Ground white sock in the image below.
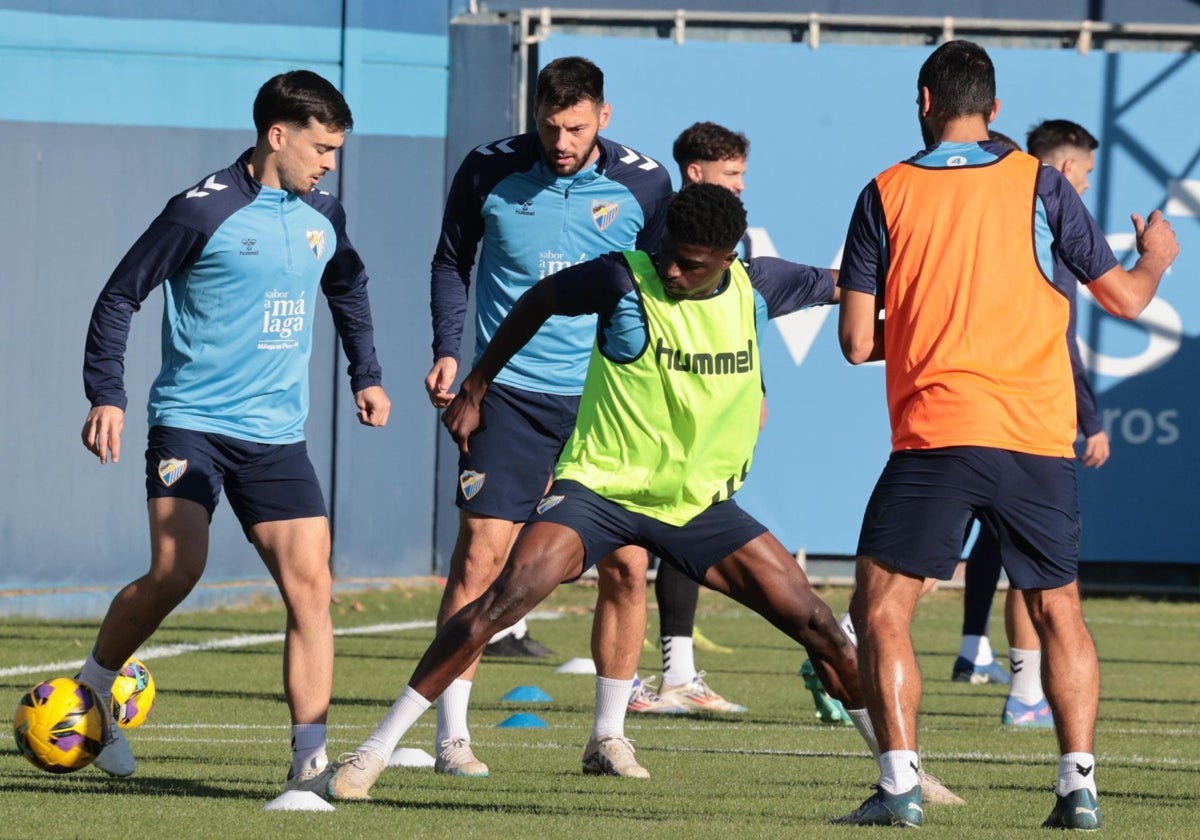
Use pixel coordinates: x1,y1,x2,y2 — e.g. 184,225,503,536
77,654,120,713
360,685,432,762
958,634,994,665
879,749,921,795
488,618,527,644
290,723,327,776
847,707,881,760
1008,648,1045,705
661,636,696,687
435,679,473,746
1057,752,1097,797
839,612,858,647
592,677,633,739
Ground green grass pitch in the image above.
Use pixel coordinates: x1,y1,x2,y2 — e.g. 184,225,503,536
1,582,1197,838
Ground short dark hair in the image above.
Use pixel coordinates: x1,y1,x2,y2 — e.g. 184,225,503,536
987,129,1021,152
534,56,604,112
917,40,995,122
1026,119,1099,160
672,122,750,167
667,183,747,250
253,70,353,137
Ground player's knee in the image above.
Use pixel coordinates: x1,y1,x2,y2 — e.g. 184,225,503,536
478,579,537,632
149,561,203,600
596,559,646,598
847,591,902,639
798,599,843,647
1026,585,1082,624
454,546,509,590
281,569,333,615
847,590,870,631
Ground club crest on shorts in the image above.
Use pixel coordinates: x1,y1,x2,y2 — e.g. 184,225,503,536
306,228,327,260
459,470,485,500
157,458,188,487
536,494,564,515
591,199,619,231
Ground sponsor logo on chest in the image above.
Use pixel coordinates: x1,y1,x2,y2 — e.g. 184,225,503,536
655,337,755,376
259,289,307,350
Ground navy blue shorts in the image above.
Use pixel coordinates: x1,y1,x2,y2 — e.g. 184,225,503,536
145,425,327,536
529,479,768,581
455,382,581,521
856,446,1080,589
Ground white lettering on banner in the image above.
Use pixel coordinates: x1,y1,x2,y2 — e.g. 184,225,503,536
756,227,842,367
1101,408,1180,446
1165,179,1200,218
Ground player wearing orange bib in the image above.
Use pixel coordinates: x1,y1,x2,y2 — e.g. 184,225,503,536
834,40,1178,829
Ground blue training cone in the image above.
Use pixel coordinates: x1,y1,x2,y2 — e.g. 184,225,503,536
497,712,549,728
501,685,553,703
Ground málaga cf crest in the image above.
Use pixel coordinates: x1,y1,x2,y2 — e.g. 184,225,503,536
535,494,564,515
306,229,327,260
591,200,619,231
157,458,188,487
459,470,485,500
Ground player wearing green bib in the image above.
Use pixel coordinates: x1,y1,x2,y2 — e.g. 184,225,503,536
327,184,899,800
557,249,760,524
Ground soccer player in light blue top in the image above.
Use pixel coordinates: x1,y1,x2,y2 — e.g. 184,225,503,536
78,70,391,794
421,56,674,778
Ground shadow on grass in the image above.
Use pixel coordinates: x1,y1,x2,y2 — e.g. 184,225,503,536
0,620,99,633
0,772,264,801
337,792,675,819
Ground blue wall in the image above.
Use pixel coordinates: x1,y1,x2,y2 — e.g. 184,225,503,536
0,1,452,616
4,2,1197,617
533,33,1200,566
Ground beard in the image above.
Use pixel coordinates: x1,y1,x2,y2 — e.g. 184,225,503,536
919,115,935,148
278,166,318,196
542,138,599,177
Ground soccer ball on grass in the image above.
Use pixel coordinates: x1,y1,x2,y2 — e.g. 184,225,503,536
13,677,109,773
111,657,156,729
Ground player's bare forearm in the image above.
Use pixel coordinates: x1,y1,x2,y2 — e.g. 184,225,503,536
838,288,885,364
1089,210,1179,319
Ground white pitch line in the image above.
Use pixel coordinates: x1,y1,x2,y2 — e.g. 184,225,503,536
0,611,563,679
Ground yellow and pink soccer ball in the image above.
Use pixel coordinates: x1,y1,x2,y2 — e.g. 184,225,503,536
12,676,109,773
111,658,156,729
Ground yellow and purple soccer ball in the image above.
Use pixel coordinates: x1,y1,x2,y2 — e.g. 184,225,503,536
13,677,109,773
111,658,156,729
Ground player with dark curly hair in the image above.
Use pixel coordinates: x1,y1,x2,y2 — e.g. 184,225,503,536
624,121,758,719
673,121,750,197
661,179,747,246
326,183,888,800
